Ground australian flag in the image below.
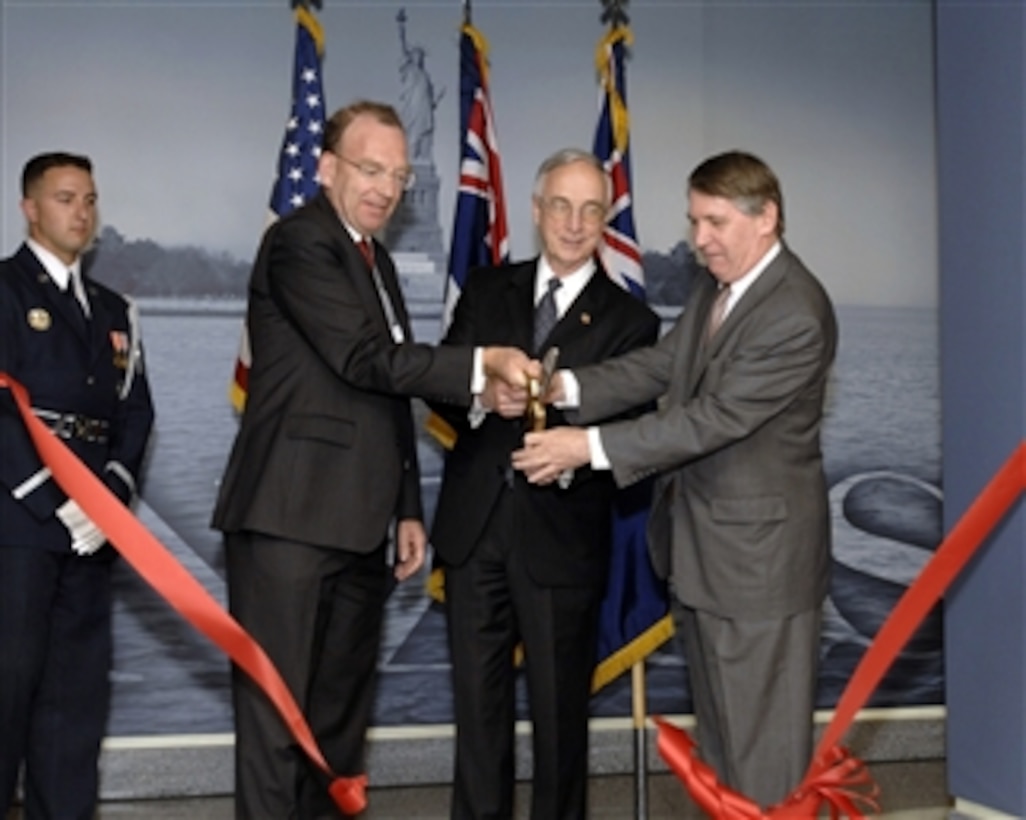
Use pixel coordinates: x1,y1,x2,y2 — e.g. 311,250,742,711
591,22,673,692
592,25,645,300
441,21,510,331
231,5,326,412
425,19,510,455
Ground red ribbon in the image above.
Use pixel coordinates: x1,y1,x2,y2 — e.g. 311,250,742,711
656,441,1026,817
0,374,367,816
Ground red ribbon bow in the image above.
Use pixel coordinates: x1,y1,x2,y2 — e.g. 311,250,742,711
657,441,1026,817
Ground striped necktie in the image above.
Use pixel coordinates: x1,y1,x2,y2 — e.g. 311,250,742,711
533,278,562,353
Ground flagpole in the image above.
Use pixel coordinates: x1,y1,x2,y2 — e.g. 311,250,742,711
595,1,648,817
631,660,649,819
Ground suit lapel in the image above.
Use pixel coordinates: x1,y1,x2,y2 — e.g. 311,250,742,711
685,248,794,395
546,265,611,356
375,251,413,338
83,278,113,363
684,277,718,396
505,261,536,353
711,247,791,348
17,246,91,344
310,192,401,339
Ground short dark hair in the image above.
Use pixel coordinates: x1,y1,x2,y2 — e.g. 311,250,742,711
322,100,405,155
689,150,785,236
21,152,93,198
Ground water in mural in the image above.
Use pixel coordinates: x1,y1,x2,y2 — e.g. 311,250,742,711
105,301,941,736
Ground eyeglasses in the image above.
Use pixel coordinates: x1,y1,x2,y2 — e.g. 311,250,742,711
335,155,416,191
539,196,607,227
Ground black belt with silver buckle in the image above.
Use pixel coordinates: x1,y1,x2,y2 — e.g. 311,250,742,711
33,409,110,444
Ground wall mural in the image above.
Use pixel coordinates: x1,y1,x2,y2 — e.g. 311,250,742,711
0,0,939,742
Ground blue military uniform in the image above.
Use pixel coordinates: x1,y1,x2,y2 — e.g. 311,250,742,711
0,241,154,818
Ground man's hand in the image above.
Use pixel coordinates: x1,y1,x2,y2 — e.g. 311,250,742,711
55,499,106,555
512,427,590,485
482,346,540,389
480,379,529,418
394,519,427,582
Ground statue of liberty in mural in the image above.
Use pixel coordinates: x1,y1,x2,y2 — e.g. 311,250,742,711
396,8,444,162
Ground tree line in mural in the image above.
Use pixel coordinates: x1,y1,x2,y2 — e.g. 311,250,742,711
87,224,699,306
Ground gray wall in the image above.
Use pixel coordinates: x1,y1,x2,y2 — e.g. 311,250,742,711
939,1,1026,815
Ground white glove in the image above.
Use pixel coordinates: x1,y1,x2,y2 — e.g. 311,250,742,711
55,499,106,555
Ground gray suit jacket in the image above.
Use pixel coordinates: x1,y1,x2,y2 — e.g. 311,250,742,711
573,246,837,618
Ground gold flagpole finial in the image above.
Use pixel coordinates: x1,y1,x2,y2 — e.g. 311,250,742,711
290,0,322,10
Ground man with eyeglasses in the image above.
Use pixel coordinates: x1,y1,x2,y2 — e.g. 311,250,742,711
211,99,537,819
429,148,659,820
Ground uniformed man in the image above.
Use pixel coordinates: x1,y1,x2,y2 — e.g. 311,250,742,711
0,152,155,818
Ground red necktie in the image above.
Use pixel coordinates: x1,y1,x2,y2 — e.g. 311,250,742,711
358,238,374,269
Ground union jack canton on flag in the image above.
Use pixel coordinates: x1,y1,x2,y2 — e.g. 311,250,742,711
593,25,644,300
441,21,510,331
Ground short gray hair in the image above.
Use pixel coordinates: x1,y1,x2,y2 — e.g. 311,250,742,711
532,148,609,203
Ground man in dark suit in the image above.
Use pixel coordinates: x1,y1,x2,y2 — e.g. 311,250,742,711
431,149,660,820
0,152,155,818
514,151,838,808
211,100,534,819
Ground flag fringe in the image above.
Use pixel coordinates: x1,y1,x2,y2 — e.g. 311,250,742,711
595,25,633,154
591,614,674,693
296,5,325,56
426,566,446,603
425,411,457,451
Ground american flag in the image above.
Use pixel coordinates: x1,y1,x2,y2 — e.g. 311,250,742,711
590,21,673,693
441,20,510,331
230,5,326,412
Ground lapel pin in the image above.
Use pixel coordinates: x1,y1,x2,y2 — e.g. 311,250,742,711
28,308,51,331
580,312,592,325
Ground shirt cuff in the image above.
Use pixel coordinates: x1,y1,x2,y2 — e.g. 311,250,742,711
556,369,580,409
587,426,611,470
468,394,488,429
471,347,486,395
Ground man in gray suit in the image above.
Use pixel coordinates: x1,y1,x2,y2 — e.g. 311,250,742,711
513,151,837,808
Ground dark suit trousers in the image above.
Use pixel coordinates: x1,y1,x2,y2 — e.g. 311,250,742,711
672,599,821,808
0,547,113,820
445,490,602,820
225,532,389,820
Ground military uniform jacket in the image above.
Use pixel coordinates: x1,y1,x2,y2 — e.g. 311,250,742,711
0,243,155,554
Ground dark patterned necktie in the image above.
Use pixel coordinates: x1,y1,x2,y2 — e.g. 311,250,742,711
64,273,89,333
533,278,562,353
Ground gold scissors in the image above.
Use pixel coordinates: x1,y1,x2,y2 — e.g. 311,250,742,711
527,347,559,432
